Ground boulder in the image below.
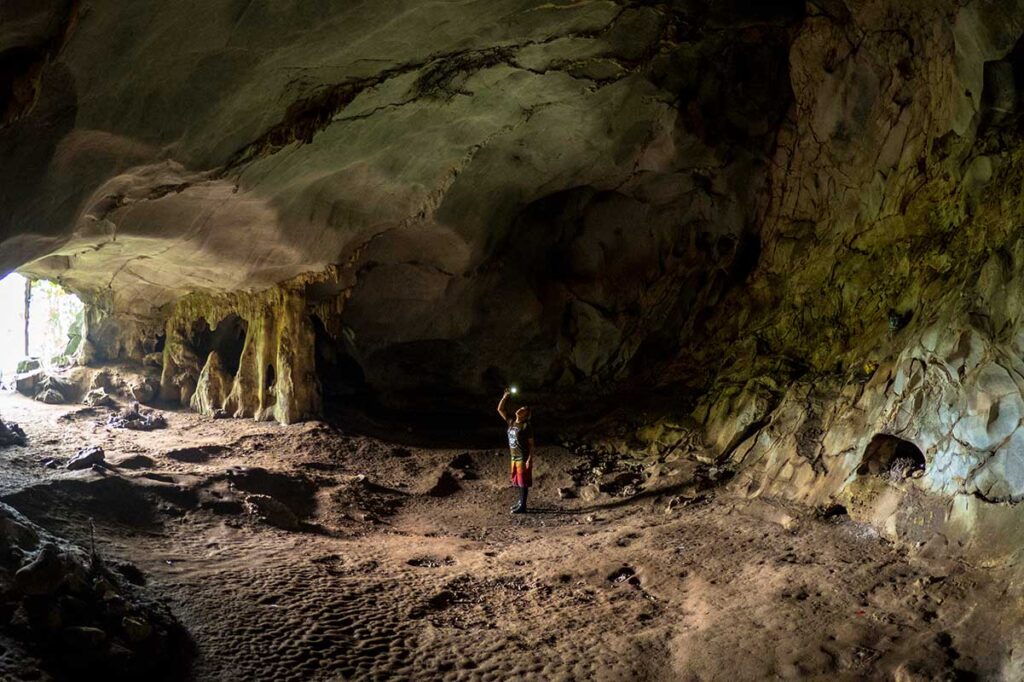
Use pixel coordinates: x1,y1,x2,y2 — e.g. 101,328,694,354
89,369,114,391
16,359,41,373
15,369,43,396
83,388,115,407
0,420,27,447
128,378,157,404
67,446,105,471
35,388,65,404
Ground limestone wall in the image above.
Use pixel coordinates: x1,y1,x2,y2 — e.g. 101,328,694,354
721,273,1024,566
160,287,320,425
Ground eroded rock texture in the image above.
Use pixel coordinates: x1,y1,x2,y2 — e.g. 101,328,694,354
0,0,798,414
7,1,1024,559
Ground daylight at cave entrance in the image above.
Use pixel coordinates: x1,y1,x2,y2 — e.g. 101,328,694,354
3,1,1024,680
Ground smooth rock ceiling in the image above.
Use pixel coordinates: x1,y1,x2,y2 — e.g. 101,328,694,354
5,0,1024,422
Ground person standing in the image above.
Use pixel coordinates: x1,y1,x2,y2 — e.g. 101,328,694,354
497,389,533,514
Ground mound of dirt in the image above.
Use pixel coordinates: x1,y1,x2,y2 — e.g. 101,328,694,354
164,445,227,463
115,455,156,470
325,475,407,526
428,470,461,498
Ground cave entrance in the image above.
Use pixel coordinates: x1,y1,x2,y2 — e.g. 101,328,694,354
189,314,248,377
311,315,365,402
0,273,84,384
857,434,925,482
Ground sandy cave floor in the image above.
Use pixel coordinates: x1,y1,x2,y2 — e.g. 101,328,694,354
0,392,1020,681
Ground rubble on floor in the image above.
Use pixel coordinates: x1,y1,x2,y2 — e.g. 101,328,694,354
0,501,193,680
107,402,167,431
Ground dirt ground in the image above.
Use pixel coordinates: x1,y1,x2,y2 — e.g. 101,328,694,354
0,391,1020,681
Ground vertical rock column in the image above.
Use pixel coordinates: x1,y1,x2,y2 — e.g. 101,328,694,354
160,288,321,424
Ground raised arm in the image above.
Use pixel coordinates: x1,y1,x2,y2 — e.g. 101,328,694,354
497,389,511,422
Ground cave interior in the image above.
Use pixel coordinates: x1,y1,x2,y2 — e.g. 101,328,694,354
1,0,1024,679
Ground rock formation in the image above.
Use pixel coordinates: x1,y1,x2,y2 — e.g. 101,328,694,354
7,0,1024,563
0,500,193,678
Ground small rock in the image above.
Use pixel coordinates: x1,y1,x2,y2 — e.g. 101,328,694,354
558,487,578,499
43,604,63,632
107,641,135,666
0,512,40,549
122,616,152,642
579,484,601,502
242,494,299,530
67,446,105,471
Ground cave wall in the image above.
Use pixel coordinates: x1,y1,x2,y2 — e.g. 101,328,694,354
160,287,320,424
656,0,1024,565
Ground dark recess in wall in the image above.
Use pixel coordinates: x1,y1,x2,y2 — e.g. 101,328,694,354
189,314,248,376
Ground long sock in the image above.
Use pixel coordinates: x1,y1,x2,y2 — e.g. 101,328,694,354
520,487,528,511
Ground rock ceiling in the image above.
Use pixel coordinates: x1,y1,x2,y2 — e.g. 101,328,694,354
6,0,1024,418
